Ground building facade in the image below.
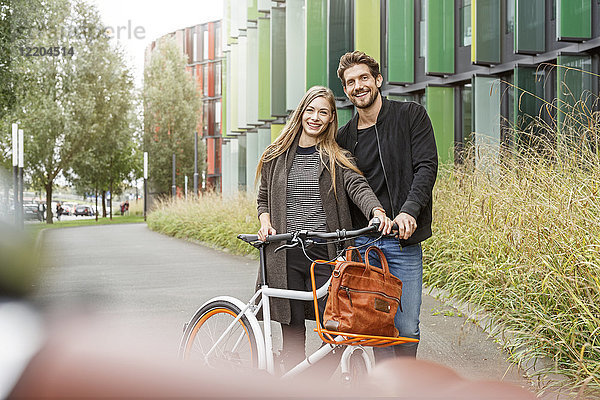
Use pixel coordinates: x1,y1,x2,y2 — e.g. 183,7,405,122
145,20,224,192
220,0,599,195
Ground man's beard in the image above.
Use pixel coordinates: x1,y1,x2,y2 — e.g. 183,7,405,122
351,88,379,109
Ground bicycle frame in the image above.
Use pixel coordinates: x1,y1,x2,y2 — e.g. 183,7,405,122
186,223,396,377
198,275,346,376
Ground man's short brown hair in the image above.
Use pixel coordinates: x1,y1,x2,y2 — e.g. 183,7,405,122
337,51,381,87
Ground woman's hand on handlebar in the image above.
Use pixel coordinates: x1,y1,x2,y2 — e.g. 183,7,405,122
370,208,394,235
258,213,277,241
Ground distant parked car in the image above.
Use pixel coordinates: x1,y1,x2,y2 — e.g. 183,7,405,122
23,204,43,222
61,202,78,216
74,205,94,217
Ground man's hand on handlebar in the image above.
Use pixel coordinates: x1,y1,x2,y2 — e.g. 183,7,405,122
393,212,417,240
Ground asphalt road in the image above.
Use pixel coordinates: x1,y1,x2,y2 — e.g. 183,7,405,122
34,223,535,392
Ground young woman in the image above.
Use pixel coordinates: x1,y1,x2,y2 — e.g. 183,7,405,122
256,86,392,370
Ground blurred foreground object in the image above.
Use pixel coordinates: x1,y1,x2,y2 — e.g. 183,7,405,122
368,358,535,399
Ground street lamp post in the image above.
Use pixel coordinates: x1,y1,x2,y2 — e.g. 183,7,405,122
172,153,176,199
143,152,148,222
18,128,24,229
11,123,18,227
193,131,199,197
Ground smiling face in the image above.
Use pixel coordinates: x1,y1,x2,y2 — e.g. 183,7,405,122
301,96,333,140
342,63,383,109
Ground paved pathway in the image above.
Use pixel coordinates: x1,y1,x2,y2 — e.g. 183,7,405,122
34,223,535,392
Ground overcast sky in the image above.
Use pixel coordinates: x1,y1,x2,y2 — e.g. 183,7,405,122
90,0,224,88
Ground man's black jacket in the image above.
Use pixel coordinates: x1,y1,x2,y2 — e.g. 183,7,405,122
337,98,438,246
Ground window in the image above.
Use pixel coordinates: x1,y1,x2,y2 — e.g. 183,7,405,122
461,84,473,145
202,102,209,135
506,0,514,34
215,100,221,135
419,0,427,58
215,62,221,96
461,0,472,46
203,30,209,60
215,23,222,57
557,55,596,135
193,28,198,62
203,64,208,97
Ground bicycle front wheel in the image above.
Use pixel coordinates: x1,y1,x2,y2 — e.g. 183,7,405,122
180,300,258,370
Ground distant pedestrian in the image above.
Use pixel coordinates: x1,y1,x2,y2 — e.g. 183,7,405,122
120,201,129,216
56,203,63,221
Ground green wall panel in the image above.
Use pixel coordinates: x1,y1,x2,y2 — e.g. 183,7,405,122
355,0,381,63
229,44,240,133
286,0,306,111
247,0,258,21
246,131,258,192
515,0,545,54
472,0,501,65
258,17,274,121
222,54,227,137
557,0,592,40
388,0,414,83
387,94,416,102
337,107,353,128
557,55,595,135
427,0,454,74
473,76,501,169
271,123,284,143
258,0,270,12
258,128,271,155
236,38,248,130
329,0,353,96
247,27,259,126
426,86,455,164
221,141,230,193
237,137,246,191
513,66,545,133
271,7,286,117
306,0,328,89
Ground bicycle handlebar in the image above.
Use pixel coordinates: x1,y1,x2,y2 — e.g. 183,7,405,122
237,219,385,245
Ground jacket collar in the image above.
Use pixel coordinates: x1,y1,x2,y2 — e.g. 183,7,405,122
347,95,390,145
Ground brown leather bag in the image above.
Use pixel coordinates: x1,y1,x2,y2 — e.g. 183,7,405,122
322,246,402,337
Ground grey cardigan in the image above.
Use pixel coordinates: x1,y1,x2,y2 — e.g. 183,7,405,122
256,135,382,324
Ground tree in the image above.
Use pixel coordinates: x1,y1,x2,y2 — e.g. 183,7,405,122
65,28,140,219
143,38,202,196
7,0,137,223
0,0,43,170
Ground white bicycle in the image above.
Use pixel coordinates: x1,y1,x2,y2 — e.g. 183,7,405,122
178,222,418,383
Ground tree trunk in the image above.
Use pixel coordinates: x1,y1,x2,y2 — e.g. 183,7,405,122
102,190,107,217
95,186,98,221
45,182,53,224
109,180,113,220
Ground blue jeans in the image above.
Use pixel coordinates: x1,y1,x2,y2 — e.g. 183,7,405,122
354,236,423,360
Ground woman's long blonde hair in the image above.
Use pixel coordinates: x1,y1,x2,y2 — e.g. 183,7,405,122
255,86,361,196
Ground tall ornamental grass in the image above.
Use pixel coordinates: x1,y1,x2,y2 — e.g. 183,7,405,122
426,85,600,394
147,193,260,257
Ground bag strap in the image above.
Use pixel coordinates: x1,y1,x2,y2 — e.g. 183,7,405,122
364,246,391,277
344,246,363,263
